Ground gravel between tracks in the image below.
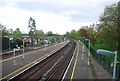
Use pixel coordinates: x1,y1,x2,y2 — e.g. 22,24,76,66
8,40,76,81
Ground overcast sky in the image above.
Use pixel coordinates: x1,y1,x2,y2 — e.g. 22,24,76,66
0,0,119,35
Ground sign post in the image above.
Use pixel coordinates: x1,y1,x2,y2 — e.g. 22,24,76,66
13,49,16,65
23,38,25,59
13,46,20,65
44,39,48,50
97,49,117,79
82,45,85,60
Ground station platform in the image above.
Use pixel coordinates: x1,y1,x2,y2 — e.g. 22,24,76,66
62,41,112,80
1,43,56,55
1,41,68,80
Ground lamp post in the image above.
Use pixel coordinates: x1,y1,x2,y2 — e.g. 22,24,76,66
85,39,90,66
23,38,26,59
97,50,117,79
82,45,85,60
13,45,20,65
13,49,16,65
44,39,48,50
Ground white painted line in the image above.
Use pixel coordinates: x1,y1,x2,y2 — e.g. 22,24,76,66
61,41,77,81
8,48,58,80
8,42,69,80
1,41,64,56
1,42,67,63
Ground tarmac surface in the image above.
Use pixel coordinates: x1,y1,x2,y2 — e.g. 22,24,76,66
62,41,112,80
1,40,113,80
1,41,68,80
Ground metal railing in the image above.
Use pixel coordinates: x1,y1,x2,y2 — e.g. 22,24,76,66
81,40,120,79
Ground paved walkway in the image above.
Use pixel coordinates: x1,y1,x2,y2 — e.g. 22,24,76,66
1,41,69,80
63,41,112,80
1,43,56,55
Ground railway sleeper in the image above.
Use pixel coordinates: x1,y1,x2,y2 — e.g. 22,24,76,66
8,41,70,81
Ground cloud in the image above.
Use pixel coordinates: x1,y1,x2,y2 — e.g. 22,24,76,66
0,0,119,34
0,6,73,34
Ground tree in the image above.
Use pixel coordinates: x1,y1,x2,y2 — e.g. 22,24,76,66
79,26,88,40
13,28,22,44
79,29,88,39
37,30,45,37
65,32,70,38
46,31,53,36
65,30,80,40
87,25,98,46
0,24,9,37
28,17,37,45
13,28,21,38
28,17,37,36
99,2,120,49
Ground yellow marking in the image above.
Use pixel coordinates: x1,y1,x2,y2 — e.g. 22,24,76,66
61,45,64,48
0,41,63,55
0,49,40,62
0,49,56,80
80,41,92,56
0,42,63,63
70,43,79,81
0,51,14,55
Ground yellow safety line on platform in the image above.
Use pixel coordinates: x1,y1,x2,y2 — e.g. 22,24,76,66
70,42,79,81
0,49,40,62
0,41,64,55
80,41,91,56
0,42,64,55
0,50,13,55
0,42,64,63
0,49,56,80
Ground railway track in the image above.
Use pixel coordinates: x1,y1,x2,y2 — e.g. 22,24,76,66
8,40,76,81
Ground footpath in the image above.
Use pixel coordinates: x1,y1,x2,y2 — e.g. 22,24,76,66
63,41,112,80
1,43,57,55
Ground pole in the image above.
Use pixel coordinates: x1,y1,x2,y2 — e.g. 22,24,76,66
82,45,84,60
88,40,90,66
9,38,10,50
85,39,90,66
23,39,25,59
44,40,46,50
13,49,16,65
113,51,117,79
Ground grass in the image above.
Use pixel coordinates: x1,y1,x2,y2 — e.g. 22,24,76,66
81,41,120,68
91,43,120,62
80,41,92,56
83,42,120,74
93,44,114,51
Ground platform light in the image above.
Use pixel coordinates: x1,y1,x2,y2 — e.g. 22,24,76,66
82,45,85,60
13,46,20,65
23,38,26,59
97,49,117,79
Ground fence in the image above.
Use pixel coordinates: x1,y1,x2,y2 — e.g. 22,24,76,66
81,40,120,79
